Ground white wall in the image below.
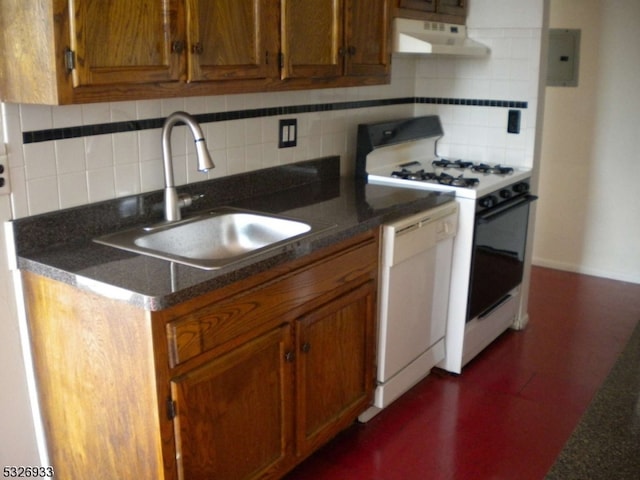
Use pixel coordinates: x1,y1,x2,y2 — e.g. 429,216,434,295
0,110,41,466
533,0,640,283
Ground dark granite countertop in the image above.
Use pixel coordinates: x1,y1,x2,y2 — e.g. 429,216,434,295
11,156,454,311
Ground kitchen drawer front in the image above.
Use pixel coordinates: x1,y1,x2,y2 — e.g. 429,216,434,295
166,236,378,367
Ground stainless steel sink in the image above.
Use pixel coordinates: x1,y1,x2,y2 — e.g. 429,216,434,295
94,208,332,270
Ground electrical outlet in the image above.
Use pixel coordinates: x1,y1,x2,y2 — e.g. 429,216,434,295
507,109,521,134
0,155,10,196
278,119,297,148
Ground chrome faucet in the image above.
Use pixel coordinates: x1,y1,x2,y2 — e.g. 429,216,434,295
162,111,215,222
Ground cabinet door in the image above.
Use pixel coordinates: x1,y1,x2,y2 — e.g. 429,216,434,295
69,0,183,87
186,0,279,82
170,325,294,480
281,0,343,79
345,0,390,77
398,0,436,12
296,282,376,456
438,0,467,17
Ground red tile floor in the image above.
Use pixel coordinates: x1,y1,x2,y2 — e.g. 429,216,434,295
284,266,640,479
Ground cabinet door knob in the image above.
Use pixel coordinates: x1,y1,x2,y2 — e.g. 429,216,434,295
347,46,357,56
301,342,311,353
172,41,185,54
192,42,204,55
284,351,295,362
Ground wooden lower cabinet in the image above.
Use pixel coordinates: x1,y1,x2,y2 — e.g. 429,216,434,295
296,282,375,457
23,230,378,480
171,325,294,480
22,272,166,480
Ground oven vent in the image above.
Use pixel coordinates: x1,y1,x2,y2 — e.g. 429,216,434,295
393,19,490,57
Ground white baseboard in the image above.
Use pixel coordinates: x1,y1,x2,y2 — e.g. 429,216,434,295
532,258,640,285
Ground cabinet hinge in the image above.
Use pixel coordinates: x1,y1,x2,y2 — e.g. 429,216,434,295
64,48,75,72
167,397,177,420
278,52,284,69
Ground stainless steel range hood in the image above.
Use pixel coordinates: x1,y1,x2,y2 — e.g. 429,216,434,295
393,18,489,57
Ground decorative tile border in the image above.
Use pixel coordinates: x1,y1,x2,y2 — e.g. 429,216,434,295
22,97,527,144
416,98,527,108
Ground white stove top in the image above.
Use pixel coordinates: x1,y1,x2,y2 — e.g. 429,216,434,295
368,163,532,199
364,139,532,199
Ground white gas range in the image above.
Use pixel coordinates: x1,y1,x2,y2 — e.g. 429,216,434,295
356,116,535,374
362,136,532,199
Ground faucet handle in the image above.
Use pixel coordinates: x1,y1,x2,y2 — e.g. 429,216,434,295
177,193,205,209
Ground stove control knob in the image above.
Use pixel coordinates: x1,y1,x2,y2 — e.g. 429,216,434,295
513,182,530,194
479,195,498,208
499,189,513,199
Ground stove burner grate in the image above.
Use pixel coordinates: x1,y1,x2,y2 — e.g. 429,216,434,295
432,159,474,169
390,168,479,188
438,172,480,188
391,169,438,181
471,163,514,175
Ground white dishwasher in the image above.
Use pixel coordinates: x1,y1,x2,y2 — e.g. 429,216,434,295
360,201,458,422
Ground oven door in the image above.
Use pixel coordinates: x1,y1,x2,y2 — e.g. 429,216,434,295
467,194,537,321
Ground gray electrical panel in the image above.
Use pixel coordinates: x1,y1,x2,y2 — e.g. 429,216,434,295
547,29,581,87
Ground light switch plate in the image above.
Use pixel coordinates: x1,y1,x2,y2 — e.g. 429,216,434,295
278,119,297,148
0,155,10,196
507,110,521,134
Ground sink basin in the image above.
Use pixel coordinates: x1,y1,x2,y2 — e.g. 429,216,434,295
94,208,332,270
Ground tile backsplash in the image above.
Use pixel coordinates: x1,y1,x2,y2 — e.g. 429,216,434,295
2,26,542,219
415,26,542,167
6,81,415,218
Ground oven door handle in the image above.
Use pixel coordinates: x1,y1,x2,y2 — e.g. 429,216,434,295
477,194,538,224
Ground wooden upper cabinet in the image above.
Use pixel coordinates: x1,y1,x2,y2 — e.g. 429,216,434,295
185,0,279,82
437,0,467,17
395,0,467,23
0,0,391,104
345,0,391,77
281,0,343,79
69,0,183,87
398,0,436,13
281,0,390,80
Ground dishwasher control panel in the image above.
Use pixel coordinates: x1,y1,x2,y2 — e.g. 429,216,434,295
382,201,458,268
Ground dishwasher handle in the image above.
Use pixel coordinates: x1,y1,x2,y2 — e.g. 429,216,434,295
394,213,451,238
393,206,456,238
384,211,457,267
394,221,422,237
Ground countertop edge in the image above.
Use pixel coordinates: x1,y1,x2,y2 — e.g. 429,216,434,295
17,212,395,311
